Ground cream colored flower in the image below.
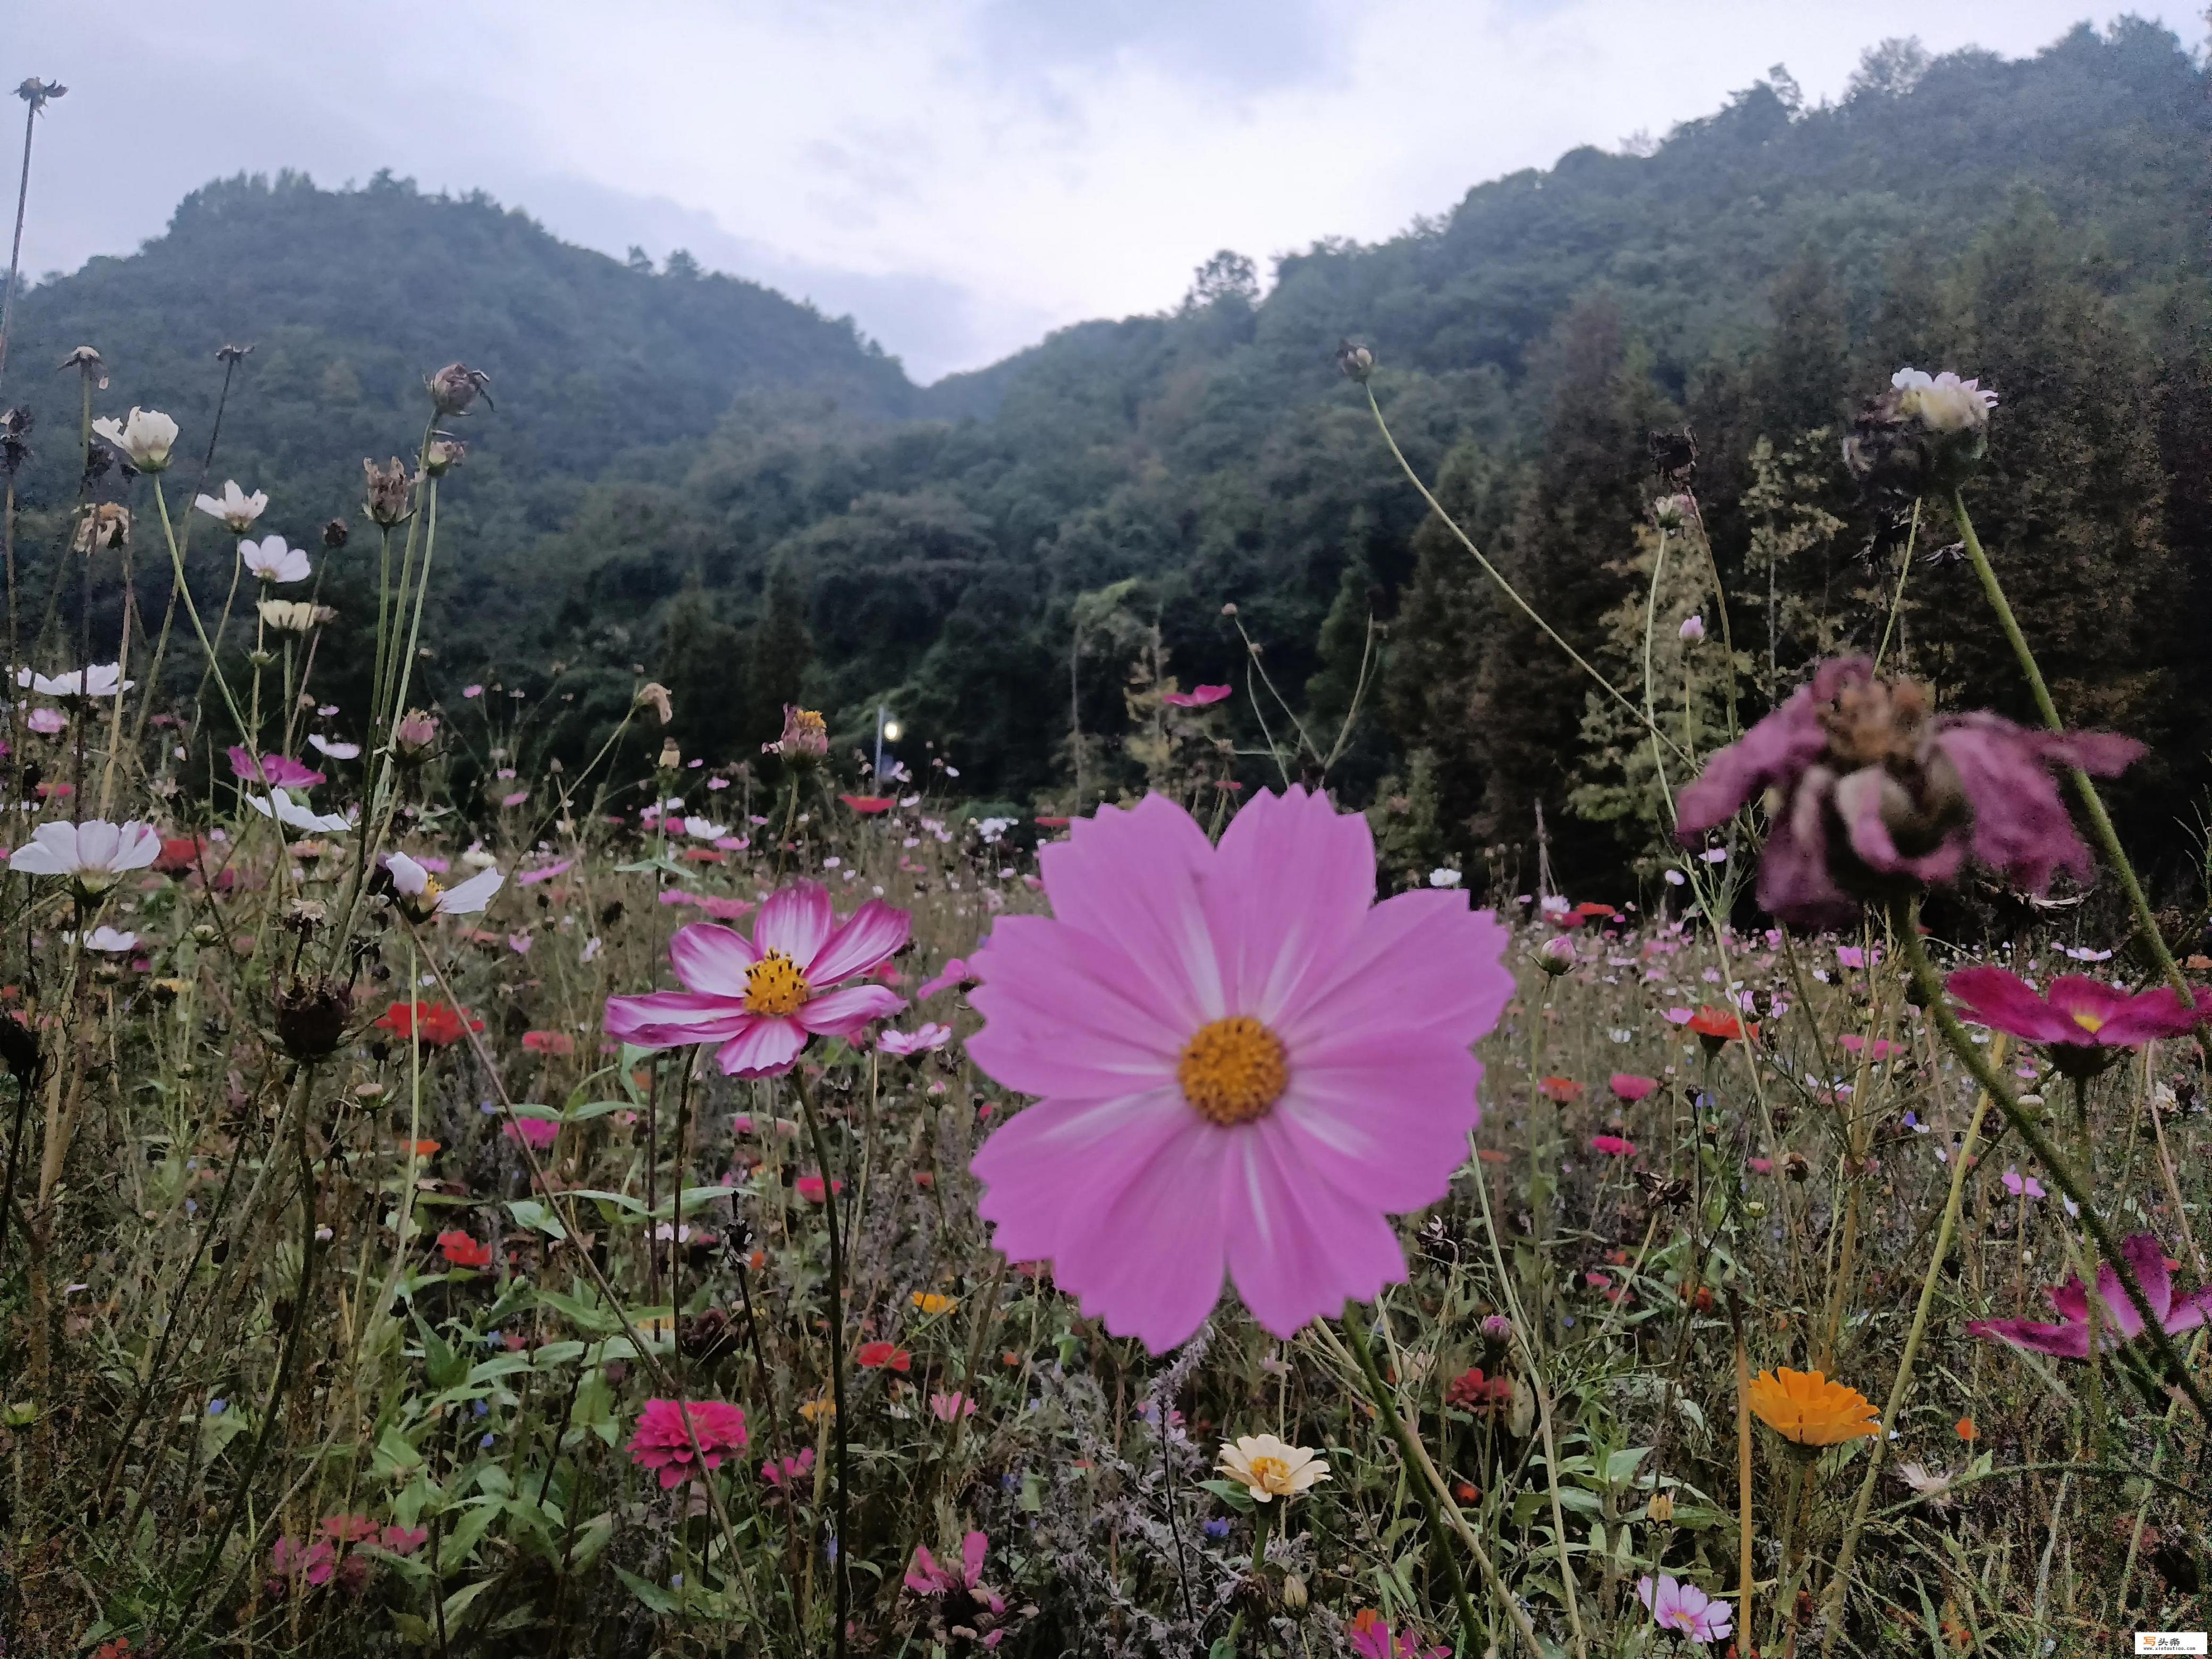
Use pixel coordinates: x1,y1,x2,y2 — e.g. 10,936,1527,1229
1216,1434,1329,1504
91,407,178,471
194,479,267,533
1891,367,1997,434
258,599,318,635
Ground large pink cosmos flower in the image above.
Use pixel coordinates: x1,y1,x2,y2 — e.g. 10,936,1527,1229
1676,656,2139,928
965,787,1511,1352
604,881,909,1077
626,1397,748,1488
1968,1232,2212,1359
1947,966,2209,1079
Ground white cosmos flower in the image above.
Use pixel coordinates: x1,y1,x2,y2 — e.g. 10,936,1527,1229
307,734,360,760
9,819,162,893
91,407,179,471
15,663,133,698
243,789,353,835
66,926,140,953
195,480,267,533
1891,366,1997,434
238,536,310,584
681,816,728,839
257,599,318,634
386,850,503,920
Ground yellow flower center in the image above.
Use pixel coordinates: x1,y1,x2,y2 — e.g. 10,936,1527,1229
2071,1010,2105,1034
1246,1454,1293,1493
1178,1016,1289,1126
745,950,813,1017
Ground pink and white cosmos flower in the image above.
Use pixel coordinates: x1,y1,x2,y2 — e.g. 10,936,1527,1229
604,881,909,1077
964,787,1511,1352
1637,1574,1732,1645
9,818,162,894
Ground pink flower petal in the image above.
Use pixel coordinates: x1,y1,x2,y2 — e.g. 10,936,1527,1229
1203,785,1374,1020
753,881,835,965
669,922,760,997
605,991,752,1049
805,898,912,986
796,984,906,1037
1034,795,1221,1030
1224,1120,1410,1337
713,1017,808,1078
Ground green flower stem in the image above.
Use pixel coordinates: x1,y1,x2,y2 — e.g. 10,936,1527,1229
1948,489,2190,1002
795,1072,852,1659
1365,383,1692,765
150,478,251,745
1816,1034,2000,1654
1893,898,2211,1422
1339,1304,1488,1659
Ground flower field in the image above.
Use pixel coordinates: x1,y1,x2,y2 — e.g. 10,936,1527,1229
2,334,2209,1659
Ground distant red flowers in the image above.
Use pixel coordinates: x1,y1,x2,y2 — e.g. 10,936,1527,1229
839,794,895,814
794,1173,844,1204
522,1029,576,1057
436,1231,492,1268
153,835,208,875
376,1001,482,1047
1588,1134,1638,1158
626,1398,748,1488
1445,1366,1512,1412
856,1341,911,1371
1688,1007,1756,1048
1536,1076,1583,1104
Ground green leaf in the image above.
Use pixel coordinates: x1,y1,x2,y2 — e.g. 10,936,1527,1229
617,1565,682,1614
441,1577,494,1629
506,1199,569,1241
374,1426,425,1478
438,1498,502,1573
1196,1478,1256,1513
1603,1446,1652,1486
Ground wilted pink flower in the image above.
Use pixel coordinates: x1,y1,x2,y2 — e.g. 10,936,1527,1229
1948,966,2208,1079
965,787,1511,1351
1638,1574,1731,1644
1969,1233,2210,1360
879,1022,954,1057
1162,684,1232,708
626,1397,748,1488
1676,657,2140,928
604,882,909,1077
905,1530,1006,1614
916,958,973,1001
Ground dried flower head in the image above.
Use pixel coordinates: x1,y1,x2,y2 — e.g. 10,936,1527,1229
72,503,130,555
393,709,440,763
56,345,107,389
634,681,674,725
425,363,492,416
764,705,829,763
0,406,28,475
320,518,349,549
1336,339,1375,382
275,976,354,1062
362,458,414,527
421,435,466,476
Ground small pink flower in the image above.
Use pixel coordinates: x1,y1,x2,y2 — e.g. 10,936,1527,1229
379,1523,428,1556
905,1530,1006,1615
1663,1007,1693,1025
1637,1573,1732,1645
1588,1134,1637,1157
1608,1073,1657,1101
626,1397,747,1489
462,684,483,698
502,1116,559,1151
760,1447,815,1490
878,1022,953,1057
1162,684,1232,708
501,789,529,807
1948,966,2208,1078
605,881,910,1079
25,708,64,735
2001,1167,2046,1200
929,1390,977,1422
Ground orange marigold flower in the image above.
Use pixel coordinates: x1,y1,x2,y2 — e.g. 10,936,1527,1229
1954,1417,1977,1442
1747,1368,1880,1447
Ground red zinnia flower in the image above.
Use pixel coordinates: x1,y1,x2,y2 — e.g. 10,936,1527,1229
839,794,895,815
1537,1076,1583,1103
1609,1073,1657,1101
1589,1134,1637,1157
794,1173,844,1204
154,835,208,875
856,1341,910,1371
376,1001,482,1047
1445,1366,1513,1411
436,1231,492,1268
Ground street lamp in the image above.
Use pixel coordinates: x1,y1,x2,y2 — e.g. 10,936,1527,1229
873,706,902,780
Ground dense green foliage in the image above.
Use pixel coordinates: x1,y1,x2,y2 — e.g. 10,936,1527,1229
6,21,2209,889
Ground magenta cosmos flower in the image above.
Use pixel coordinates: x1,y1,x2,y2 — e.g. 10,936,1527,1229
1638,1575,1731,1645
626,1397,748,1488
604,881,909,1076
1676,656,2139,928
1948,966,2208,1079
1969,1232,2212,1359
965,787,1512,1352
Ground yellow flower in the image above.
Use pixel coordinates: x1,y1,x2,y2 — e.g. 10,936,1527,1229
1216,1434,1330,1504
911,1292,958,1316
798,1393,837,1425
1747,1368,1879,1447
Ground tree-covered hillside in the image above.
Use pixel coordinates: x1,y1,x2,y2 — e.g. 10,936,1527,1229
5,20,2208,894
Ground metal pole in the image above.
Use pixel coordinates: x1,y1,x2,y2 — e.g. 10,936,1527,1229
872,703,885,781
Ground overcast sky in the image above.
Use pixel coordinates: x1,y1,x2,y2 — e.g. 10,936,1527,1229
7,3,2202,382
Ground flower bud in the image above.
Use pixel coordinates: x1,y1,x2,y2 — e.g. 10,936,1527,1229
764,705,829,764
321,518,349,549
1335,339,1375,382
1280,1573,1308,1614
421,435,466,476
1479,1313,1513,1342
393,709,440,763
1646,1490,1675,1523
426,361,492,416
275,976,353,1062
1536,935,1576,976
1678,613,1705,643
634,681,674,725
1651,493,1689,532
657,738,682,771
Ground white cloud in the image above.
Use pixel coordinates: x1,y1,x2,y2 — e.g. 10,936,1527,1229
7,2,2201,381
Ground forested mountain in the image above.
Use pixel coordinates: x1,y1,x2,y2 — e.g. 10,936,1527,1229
5,19,2208,894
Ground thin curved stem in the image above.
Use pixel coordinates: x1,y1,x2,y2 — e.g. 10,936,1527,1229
795,1073,851,1659
1365,384,1692,765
